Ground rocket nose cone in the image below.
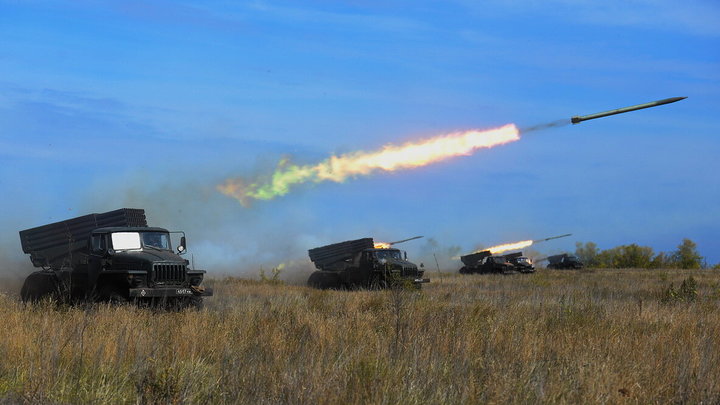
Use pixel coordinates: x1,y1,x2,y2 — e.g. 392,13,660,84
667,96,688,103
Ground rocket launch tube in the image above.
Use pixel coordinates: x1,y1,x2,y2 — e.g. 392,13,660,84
571,97,686,124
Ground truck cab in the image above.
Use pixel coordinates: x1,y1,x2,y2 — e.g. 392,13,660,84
82,227,209,302
364,248,426,288
503,252,535,273
479,255,516,274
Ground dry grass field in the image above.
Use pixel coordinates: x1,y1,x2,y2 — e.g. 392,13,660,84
1,268,720,404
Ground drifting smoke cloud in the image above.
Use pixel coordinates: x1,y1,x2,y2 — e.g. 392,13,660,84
416,238,462,272
0,218,42,295
74,175,329,284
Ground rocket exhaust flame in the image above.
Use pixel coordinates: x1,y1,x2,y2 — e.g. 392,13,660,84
484,240,534,255
219,124,520,206
465,234,572,257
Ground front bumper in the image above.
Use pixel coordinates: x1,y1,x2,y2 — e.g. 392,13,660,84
413,278,431,284
129,286,214,298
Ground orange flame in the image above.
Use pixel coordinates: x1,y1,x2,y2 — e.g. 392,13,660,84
374,242,391,249
485,240,534,255
218,124,520,206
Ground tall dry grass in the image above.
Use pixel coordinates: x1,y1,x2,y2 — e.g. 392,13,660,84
1,268,720,404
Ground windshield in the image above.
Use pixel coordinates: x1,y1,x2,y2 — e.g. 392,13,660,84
374,250,402,261
141,232,171,250
111,232,141,250
111,231,171,251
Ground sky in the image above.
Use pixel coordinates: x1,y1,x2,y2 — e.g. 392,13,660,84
1,0,719,279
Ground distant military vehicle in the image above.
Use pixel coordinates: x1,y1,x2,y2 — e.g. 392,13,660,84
544,253,584,269
503,252,535,273
458,251,516,274
18,208,212,307
307,237,429,289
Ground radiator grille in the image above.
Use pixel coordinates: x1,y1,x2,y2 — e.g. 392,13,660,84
152,263,186,284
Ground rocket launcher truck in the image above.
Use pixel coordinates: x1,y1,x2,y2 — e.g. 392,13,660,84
540,253,584,269
18,208,212,307
307,237,429,289
458,251,516,274
458,251,535,274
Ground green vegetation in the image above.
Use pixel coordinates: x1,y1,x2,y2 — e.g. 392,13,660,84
661,276,698,304
2,269,720,403
258,266,284,285
575,238,706,269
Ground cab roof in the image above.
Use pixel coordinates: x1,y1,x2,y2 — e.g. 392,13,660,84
92,227,169,233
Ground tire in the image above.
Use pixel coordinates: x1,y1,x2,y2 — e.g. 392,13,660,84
20,271,61,303
187,296,204,310
98,286,129,305
369,275,388,290
307,271,341,290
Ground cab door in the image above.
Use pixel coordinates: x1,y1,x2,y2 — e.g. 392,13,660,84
87,233,108,295
342,251,369,287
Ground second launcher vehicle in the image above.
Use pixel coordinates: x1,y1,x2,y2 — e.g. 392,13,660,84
458,251,525,274
307,237,429,289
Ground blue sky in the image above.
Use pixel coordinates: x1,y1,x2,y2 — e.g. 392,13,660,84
1,0,718,275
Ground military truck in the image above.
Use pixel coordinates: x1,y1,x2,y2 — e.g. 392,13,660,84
307,237,429,289
503,252,535,273
545,253,583,269
18,208,212,307
458,250,516,274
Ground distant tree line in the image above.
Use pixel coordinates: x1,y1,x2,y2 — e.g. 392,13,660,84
574,238,707,269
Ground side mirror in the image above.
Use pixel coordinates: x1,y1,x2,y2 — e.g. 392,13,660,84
420,263,425,268
404,252,407,260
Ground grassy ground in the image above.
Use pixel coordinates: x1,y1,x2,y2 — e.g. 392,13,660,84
1,268,720,404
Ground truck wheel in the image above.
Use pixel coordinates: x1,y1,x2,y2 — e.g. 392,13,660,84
307,271,341,290
178,296,204,311
98,286,129,305
190,296,204,310
20,271,60,303
369,275,388,290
